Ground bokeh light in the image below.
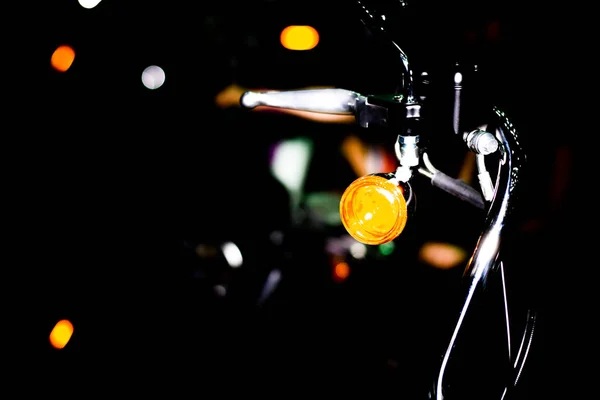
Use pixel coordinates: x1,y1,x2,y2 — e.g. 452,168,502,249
141,65,166,90
333,261,350,282
49,319,74,350
50,45,76,72
418,242,467,269
378,241,395,256
280,25,319,51
221,241,243,268
349,241,367,259
78,0,102,9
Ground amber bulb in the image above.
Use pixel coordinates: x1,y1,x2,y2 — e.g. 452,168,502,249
339,173,408,245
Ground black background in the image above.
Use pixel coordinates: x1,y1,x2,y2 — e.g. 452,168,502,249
8,0,590,398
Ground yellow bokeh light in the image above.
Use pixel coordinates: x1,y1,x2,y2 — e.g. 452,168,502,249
280,25,319,51
49,319,74,349
51,45,76,72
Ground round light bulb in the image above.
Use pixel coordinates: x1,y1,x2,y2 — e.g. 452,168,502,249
339,173,409,245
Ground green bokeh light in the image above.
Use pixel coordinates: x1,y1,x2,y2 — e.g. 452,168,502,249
378,241,395,256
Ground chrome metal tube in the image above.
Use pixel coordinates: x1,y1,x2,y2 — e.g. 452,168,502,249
240,89,360,114
434,106,527,399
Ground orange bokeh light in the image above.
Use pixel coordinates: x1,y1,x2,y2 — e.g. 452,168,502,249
333,261,350,282
51,45,76,72
49,319,74,349
280,25,319,51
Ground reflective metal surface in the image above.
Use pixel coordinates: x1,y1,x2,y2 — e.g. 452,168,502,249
355,0,416,102
433,107,531,400
240,88,360,114
239,3,536,396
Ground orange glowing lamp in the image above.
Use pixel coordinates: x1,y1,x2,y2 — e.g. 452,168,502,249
339,173,408,245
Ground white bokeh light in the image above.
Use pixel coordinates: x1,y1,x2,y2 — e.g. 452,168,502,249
78,0,102,9
141,65,166,90
221,242,243,268
350,241,367,259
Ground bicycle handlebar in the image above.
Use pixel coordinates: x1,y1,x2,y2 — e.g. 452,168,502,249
238,2,535,396
240,87,488,210
240,88,360,115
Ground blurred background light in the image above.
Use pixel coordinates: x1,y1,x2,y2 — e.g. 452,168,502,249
141,65,166,90
280,25,319,51
378,241,396,256
221,241,243,268
349,241,367,259
418,242,468,269
333,261,350,282
78,0,102,9
214,284,227,297
50,45,76,72
270,137,313,211
257,268,282,306
49,319,74,349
